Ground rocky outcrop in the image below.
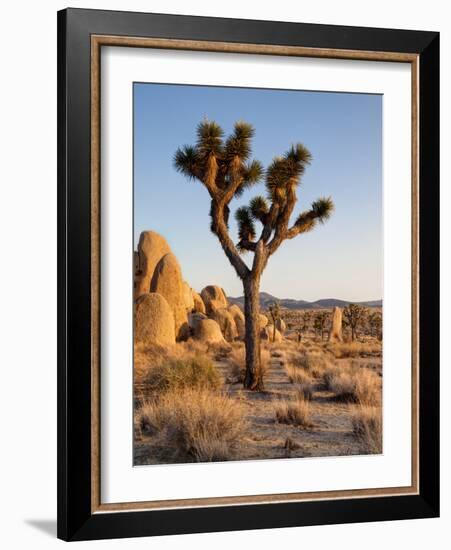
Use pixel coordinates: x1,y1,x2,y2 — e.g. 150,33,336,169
150,253,189,341
188,312,207,331
329,306,343,343
134,231,172,300
134,293,175,346
228,304,245,339
192,291,206,314
259,314,269,329
275,318,286,334
210,308,238,342
261,325,282,343
201,285,228,315
182,281,195,312
192,318,225,344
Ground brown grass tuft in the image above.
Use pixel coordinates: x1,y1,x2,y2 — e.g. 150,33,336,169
143,355,222,393
327,341,382,359
228,345,270,384
285,363,312,385
274,391,312,428
352,404,382,454
137,388,247,461
296,383,314,401
323,365,380,406
291,352,333,378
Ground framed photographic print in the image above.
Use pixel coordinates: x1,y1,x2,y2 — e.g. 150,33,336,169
57,8,439,541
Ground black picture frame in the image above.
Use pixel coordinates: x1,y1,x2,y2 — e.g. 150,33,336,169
57,7,439,541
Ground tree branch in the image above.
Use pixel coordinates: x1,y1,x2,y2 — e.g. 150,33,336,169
267,185,297,255
252,240,269,275
259,202,280,243
203,154,220,196
210,200,250,279
237,239,258,252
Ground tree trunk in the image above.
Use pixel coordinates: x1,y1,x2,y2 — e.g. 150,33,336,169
243,275,264,391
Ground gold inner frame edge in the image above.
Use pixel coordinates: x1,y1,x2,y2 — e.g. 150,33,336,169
90,35,420,514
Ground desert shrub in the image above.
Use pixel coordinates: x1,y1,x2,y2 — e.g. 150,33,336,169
228,346,270,384
178,339,208,356
144,355,222,393
327,341,382,359
354,369,381,405
296,382,313,401
137,388,247,461
134,343,173,383
208,341,232,359
274,391,312,428
285,363,312,385
291,352,332,378
323,367,356,401
135,341,214,383
323,365,380,406
352,404,382,454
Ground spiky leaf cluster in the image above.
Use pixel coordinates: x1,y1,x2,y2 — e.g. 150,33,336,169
174,120,263,196
235,206,256,250
174,119,334,259
265,144,312,203
249,196,269,223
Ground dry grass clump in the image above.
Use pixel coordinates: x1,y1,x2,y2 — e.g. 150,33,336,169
134,343,172,382
135,341,212,383
296,383,314,401
208,341,233,360
144,355,222,393
291,352,333,378
285,363,312,385
327,341,382,359
178,339,209,356
351,404,382,454
137,388,247,461
274,391,312,428
354,369,381,405
228,346,270,384
323,365,380,406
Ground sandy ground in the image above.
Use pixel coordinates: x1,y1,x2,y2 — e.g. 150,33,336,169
134,346,382,465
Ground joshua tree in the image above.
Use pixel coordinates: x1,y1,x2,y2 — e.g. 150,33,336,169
297,310,312,343
268,301,281,343
314,311,329,340
343,303,367,341
174,120,334,390
367,311,383,340
302,311,312,335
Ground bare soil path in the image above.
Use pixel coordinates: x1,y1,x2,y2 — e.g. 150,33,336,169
214,352,362,461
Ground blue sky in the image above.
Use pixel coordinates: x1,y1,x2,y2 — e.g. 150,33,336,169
134,83,382,301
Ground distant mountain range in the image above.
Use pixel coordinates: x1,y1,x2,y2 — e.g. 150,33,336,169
228,292,382,310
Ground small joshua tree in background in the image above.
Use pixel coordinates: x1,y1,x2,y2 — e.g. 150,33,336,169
174,119,334,390
302,311,312,336
367,311,383,340
343,304,367,341
297,310,312,343
268,301,281,343
314,311,329,340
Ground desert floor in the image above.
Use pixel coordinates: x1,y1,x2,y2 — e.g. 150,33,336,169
134,330,382,465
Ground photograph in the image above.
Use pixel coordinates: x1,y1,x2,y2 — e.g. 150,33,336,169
133,82,384,466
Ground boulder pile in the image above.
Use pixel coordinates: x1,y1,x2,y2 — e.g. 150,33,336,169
134,293,175,346
133,230,286,347
150,253,189,341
